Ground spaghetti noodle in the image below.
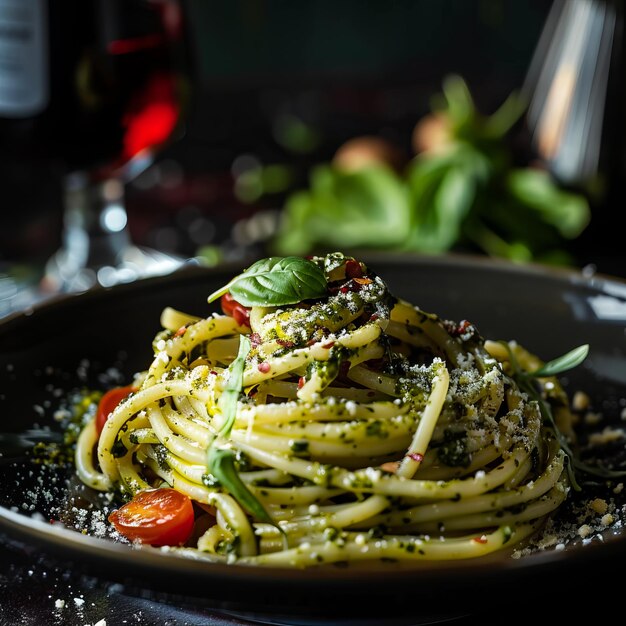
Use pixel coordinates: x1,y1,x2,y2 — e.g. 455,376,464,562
74,252,577,567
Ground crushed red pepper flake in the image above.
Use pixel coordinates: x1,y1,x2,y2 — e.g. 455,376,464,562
345,259,363,278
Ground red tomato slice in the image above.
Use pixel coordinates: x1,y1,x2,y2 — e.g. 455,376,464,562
232,303,251,327
220,293,250,327
220,292,237,316
96,384,137,435
108,488,195,547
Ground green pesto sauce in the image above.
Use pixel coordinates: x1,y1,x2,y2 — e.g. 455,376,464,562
365,420,389,439
32,388,102,467
437,431,472,467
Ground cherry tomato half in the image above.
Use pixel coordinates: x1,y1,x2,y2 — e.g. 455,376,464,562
95,384,137,435
220,293,250,327
108,488,195,547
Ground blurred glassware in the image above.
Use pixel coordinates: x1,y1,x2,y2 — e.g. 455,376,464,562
523,0,622,190
0,0,193,295
0,264,42,319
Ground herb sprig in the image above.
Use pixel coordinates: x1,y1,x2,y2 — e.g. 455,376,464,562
208,256,327,307
206,336,278,527
505,343,626,490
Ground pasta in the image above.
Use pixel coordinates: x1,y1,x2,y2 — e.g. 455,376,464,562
74,252,577,567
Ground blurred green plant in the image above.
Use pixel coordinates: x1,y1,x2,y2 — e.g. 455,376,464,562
271,75,590,265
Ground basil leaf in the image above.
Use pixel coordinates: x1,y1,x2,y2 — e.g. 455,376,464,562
529,344,589,378
441,74,475,129
483,90,527,139
505,169,590,239
273,165,411,255
312,166,411,248
272,191,315,255
218,335,250,438
206,334,283,530
406,155,478,253
208,256,327,307
207,446,275,525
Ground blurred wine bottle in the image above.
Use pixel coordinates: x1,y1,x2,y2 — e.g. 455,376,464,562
523,0,625,273
0,0,191,175
0,0,193,295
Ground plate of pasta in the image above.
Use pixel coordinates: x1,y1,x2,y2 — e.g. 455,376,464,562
1,251,625,625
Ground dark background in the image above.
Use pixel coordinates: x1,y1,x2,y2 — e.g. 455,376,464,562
2,0,624,280
0,1,551,261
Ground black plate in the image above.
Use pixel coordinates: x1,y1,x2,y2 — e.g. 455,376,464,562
1,253,626,625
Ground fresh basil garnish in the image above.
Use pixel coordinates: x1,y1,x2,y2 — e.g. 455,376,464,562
528,344,589,378
207,446,276,525
207,256,327,307
206,335,280,534
217,335,250,438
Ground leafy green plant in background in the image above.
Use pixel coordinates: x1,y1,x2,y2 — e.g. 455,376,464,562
271,75,590,265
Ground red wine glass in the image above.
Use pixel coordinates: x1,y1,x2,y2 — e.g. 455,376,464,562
0,0,192,293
